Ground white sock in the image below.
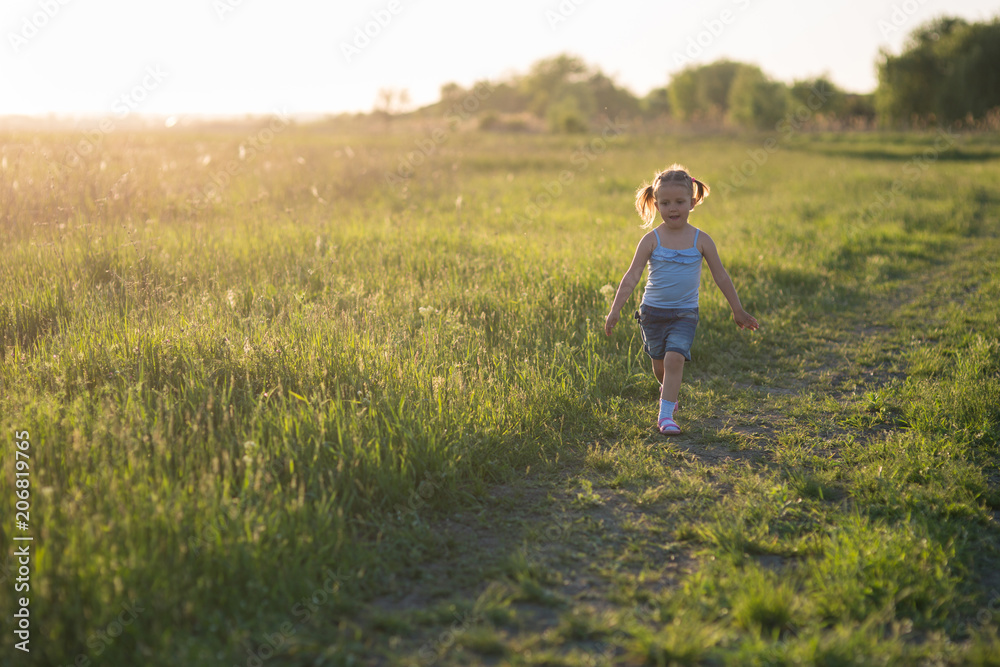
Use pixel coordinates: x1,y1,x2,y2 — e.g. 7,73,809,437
659,400,676,421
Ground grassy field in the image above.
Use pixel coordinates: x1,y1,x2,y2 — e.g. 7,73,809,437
1,120,999,666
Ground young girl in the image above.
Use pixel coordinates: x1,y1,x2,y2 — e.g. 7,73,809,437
604,165,758,435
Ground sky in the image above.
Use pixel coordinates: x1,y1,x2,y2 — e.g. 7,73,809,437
2,0,999,118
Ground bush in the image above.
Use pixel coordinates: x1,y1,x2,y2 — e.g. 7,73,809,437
726,67,789,130
547,96,589,133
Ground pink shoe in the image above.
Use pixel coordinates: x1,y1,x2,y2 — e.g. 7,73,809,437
658,416,681,436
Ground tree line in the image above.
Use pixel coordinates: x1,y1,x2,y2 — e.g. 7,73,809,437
876,16,1000,126
405,15,998,132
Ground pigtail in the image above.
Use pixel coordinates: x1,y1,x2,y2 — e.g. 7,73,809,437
634,183,657,227
691,177,710,206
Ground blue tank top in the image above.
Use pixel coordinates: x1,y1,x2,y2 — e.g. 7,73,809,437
642,228,702,309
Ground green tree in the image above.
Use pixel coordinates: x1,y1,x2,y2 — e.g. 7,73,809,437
667,60,759,122
479,82,529,114
519,54,590,117
726,67,789,129
587,71,640,121
439,82,466,109
938,19,1000,122
428,54,645,132
790,77,846,118
876,16,1000,125
699,61,745,116
667,67,700,121
842,94,877,123
641,87,671,118
546,94,589,133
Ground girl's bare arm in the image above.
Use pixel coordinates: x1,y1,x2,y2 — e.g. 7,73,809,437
605,233,655,335
700,233,759,330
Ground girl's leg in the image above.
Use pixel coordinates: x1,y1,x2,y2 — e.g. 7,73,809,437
659,351,685,402
652,357,680,410
651,358,665,385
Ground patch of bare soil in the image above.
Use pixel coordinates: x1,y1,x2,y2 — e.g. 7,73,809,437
363,466,704,665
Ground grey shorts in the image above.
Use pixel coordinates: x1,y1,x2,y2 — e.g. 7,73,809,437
635,304,699,361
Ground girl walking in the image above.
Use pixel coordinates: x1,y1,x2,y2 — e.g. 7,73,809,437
604,165,758,435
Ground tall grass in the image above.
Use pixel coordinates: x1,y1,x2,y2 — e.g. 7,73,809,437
1,122,998,664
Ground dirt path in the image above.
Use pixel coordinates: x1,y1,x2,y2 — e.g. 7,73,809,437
339,245,1000,665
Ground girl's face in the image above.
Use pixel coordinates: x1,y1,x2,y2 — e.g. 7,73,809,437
654,183,694,227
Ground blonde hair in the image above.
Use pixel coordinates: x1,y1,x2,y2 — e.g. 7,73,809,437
634,164,710,227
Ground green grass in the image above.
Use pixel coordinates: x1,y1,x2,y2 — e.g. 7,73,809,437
1,122,999,665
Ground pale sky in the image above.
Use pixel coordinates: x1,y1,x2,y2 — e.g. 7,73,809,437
2,0,998,117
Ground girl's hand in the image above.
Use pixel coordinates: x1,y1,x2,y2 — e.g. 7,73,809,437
604,310,620,336
734,309,759,331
